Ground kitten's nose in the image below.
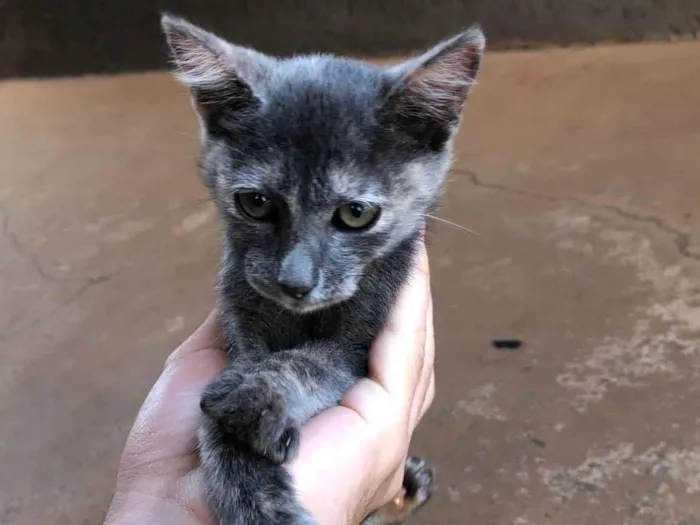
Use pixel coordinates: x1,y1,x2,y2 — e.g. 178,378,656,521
279,282,313,300
277,246,319,300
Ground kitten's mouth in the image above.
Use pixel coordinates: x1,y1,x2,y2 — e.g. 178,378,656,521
247,280,350,315
283,299,339,314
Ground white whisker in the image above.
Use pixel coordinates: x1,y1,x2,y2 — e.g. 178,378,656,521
426,214,479,236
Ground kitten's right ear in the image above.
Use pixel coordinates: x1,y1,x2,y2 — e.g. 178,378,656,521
160,14,273,116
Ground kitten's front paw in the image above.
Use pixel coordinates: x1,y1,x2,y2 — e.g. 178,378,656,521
200,370,300,464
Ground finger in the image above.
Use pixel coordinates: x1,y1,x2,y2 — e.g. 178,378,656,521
341,376,396,428
379,464,406,510
368,242,430,407
165,309,222,369
409,292,434,432
358,458,406,519
422,370,435,419
291,403,380,525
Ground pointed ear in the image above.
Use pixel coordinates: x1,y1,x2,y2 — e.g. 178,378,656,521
160,14,274,117
383,26,485,149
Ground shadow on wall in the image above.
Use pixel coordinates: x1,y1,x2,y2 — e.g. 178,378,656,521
1,0,699,79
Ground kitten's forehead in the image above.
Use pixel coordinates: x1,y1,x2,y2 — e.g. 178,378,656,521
267,55,389,108
260,56,388,148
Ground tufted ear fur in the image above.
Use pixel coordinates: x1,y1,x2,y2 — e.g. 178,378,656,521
383,26,485,150
161,14,275,132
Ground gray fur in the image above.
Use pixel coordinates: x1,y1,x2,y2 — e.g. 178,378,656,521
161,13,484,525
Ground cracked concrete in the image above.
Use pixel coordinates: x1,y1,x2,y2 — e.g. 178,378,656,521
0,200,66,283
1,41,700,524
461,169,700,263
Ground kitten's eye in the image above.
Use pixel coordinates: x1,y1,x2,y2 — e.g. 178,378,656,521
235,192,276,221
332,202,380,231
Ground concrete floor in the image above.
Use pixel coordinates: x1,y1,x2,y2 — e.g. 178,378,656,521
1,42,700,525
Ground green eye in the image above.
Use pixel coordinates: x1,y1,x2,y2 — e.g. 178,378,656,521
235,192,276,220
332,202,380,231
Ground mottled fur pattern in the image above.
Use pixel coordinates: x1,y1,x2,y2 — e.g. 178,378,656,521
161,14,484,525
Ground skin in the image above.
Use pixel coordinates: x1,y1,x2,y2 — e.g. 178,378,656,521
104,244,434,525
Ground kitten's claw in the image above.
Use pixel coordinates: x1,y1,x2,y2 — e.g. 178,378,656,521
200,371,300,465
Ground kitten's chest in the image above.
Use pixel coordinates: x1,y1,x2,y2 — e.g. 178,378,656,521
231,305,359,354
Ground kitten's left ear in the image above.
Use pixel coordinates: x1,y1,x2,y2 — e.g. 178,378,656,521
383,26,485,148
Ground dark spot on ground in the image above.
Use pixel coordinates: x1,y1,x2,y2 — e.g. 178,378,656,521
531,437,547,448
491,339,523,350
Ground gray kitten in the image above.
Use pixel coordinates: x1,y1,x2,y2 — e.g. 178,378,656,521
161,14,484,525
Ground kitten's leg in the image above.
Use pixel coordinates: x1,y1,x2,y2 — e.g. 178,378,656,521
361,457,435,525
198,344,364,524
200,343,364,464
199,417,317,525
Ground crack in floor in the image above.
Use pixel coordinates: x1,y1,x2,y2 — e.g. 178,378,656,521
0,196,213,284
0,197,212,343
0,200,70,282
454,168,699,263
0,273,113,342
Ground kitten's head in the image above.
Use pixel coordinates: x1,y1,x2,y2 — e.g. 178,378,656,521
162,15,484,313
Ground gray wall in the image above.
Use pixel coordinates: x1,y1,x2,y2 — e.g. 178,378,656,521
2,0,699,79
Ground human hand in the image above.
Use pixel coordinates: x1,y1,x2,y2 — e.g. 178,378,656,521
104,243,434,525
